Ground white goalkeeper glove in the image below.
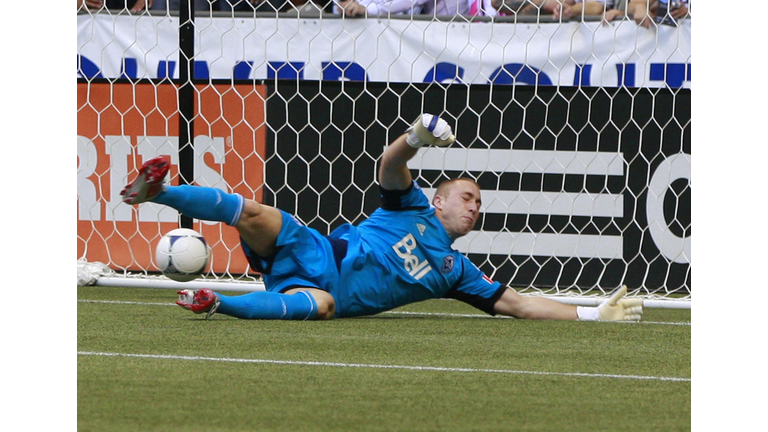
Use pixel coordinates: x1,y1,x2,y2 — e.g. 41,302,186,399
576,285,644,322
406,114,456,148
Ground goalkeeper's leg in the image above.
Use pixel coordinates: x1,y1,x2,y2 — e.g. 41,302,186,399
177,288,336,320
152,185,245,227
120,156,248,226
217,288,335,320
151,185,283,257
120,157,284,257
218,291,318,320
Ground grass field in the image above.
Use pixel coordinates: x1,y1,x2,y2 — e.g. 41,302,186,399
78,286,691,432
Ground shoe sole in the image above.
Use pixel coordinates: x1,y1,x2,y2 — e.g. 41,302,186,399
121,158,169,204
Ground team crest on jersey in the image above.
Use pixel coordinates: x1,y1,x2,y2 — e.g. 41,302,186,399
440,255,454,274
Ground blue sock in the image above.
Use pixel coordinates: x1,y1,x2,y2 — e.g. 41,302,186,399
153,185,245,226
216,291,318,320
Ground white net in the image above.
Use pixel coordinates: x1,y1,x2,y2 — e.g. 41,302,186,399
77,4,691,307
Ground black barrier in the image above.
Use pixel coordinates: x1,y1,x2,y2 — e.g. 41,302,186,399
264,81,691,295
178,0,196,229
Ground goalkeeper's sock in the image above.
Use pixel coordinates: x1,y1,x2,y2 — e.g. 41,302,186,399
153,185,245,226
215,291,318,320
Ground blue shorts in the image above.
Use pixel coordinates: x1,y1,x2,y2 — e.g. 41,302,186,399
240,210,343,295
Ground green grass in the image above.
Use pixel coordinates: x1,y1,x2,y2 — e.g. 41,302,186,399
78,286,690,432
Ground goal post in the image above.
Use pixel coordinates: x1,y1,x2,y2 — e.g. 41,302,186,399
76,9,691,308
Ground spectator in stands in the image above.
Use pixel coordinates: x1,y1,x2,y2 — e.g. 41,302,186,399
481,0,566,18
627,0,689,28
486,0,624,23
218,0,307,12
497,0,572,18
78,0,104,10
96,0,153,11
150,0,210,11
334,0,468,16
562,0,613,19
468,0,496,16
421,0,469,14
515,0,612,20
601,0,627,22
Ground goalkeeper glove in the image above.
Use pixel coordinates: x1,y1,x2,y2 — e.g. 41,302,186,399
576,285,644,322
406,114,456,148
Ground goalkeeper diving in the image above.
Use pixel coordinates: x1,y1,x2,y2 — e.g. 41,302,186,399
121,114,644,322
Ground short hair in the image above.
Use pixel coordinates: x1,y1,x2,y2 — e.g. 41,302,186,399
433,178,480,203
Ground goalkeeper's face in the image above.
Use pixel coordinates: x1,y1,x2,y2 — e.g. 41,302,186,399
433,179,482,240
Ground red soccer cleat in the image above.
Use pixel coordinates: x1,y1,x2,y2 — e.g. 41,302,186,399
176,289,220,319
120,157,170,204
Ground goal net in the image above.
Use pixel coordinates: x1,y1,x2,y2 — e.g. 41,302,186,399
77,4,691,308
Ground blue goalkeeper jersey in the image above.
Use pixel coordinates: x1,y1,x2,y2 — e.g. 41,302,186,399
327,181,504,318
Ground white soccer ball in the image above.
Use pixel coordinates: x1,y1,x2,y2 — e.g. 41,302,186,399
155,228,210,282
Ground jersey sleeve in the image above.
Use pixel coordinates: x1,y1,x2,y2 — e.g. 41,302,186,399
379,181,431,210
444,257,506,315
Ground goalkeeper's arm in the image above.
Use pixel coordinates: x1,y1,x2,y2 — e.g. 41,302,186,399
379,114,455,191
494,285,644,322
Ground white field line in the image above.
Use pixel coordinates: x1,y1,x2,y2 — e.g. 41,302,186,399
77,351,690,383
77,299,691,326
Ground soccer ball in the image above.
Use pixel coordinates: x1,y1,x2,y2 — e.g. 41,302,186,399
155,228,210,282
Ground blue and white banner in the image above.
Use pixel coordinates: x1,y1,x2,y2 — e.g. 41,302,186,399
77,14,691,88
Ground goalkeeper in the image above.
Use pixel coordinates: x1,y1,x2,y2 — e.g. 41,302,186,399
121,114,643,322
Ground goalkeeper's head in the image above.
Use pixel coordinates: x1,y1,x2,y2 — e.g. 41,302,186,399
432,178,482,240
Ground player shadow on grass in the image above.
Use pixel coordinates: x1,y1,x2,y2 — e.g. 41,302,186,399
178,314,508,321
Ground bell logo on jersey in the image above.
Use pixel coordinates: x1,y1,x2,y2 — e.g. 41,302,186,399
393,233,432,280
